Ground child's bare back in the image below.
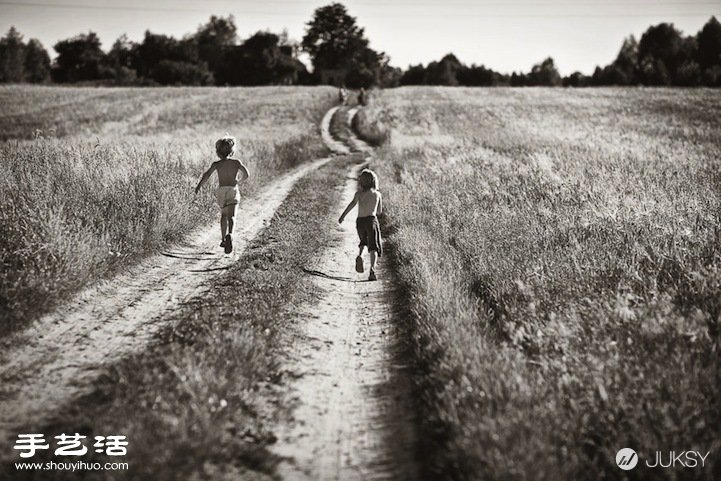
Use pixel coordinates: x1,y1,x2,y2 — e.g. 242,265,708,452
214,158,244,187
355,189,382,218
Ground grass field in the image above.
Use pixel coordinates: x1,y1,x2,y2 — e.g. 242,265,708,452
365,87,721,480
0,85,334,332
2,85,720,480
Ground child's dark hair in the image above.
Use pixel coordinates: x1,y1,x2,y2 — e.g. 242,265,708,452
215,135,236,158
359,169,378,191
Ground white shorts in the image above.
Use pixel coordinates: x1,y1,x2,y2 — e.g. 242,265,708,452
215,186,240,209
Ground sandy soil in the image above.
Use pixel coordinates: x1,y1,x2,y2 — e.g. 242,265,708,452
271,165,418,478
0,156,330,448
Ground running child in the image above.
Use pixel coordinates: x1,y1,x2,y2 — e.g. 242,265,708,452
194,135,249,253
339,85,348,105
338,168,383,281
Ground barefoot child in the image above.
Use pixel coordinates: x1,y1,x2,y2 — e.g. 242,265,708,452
194,135,249,254
338,168,383,281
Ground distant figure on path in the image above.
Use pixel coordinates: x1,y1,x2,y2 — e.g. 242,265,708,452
338,169,383,281
339,85,348,105
194,135,250,254
358,88,368,106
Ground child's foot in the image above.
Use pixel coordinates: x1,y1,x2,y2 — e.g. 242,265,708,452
368,269,377,281
224,234,233,254
220,239,226,248
355,255,364,273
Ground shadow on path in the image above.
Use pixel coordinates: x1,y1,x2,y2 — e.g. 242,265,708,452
302,268,372,283
190,266,232,273
161,251,218,261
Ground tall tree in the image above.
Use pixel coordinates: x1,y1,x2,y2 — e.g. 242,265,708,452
53,32,106,82
345,47,382,87
241,31,286,85
528,57,561,86
697,16,721,70
220,31,305,86
425,53,463,85
195,15,237,75
591,36,639,85
106,35,135,70
23,38,50,83
302,3,369,73
132,31,202,82
636,23,687,85
613,36,638,84
0,27,26,82
105,35,137,83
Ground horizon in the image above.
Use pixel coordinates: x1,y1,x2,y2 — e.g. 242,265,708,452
0,0,719,76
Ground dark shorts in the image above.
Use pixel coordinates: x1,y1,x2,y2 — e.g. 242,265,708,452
356,216,382,256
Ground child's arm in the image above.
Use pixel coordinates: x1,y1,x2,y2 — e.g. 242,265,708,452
338,192,359,224
238,160,250,181
194,163,217,194
377,192,383,215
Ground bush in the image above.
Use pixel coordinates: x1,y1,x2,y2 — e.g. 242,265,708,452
703,65,721,86
350,107,390,147
152,60,214,86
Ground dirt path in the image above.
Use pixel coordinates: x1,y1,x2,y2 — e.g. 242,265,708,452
0,156,331,447
326,106,372,154
321,106,352,154
272,142,418,478
344,107,373,153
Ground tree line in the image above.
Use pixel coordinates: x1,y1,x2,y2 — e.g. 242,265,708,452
401,17,721,87
0,2,719,87
0,17,307,86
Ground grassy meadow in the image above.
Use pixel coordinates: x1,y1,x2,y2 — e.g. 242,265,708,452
364,87,721,480
3,84,720,480
0,85,334,332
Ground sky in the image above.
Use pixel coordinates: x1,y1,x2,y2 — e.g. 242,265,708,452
0,0,719,76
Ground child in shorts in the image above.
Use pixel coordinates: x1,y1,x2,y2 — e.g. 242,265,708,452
194,135,249,253
338,168,383,281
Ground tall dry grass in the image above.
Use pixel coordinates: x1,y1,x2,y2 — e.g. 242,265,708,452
0,86,335,332
369,87,721,480
351,106,391,146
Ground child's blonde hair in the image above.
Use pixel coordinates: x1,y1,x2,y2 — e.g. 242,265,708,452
359,168,378,191
215,135,236,158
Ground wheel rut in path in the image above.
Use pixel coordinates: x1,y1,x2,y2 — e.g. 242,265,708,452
0,156,331,448
272,162,419,481
320,106,351,154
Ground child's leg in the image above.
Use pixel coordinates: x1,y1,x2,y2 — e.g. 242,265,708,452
226,205,236,235
221,205,236,253
355,245,365,273
368,249,378,280
368,219,381,274
220,213,228,239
